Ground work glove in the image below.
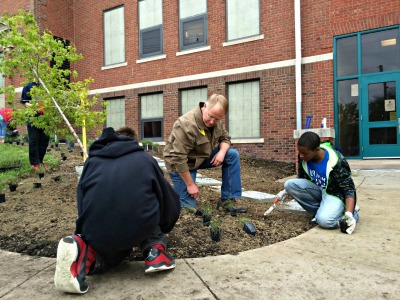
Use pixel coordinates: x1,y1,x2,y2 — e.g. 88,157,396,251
276,189,287,201
340,211,356,234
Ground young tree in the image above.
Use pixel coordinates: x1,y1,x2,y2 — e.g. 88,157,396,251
0,10,106,156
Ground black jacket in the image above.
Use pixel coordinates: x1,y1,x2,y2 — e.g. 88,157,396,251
75,128,180,256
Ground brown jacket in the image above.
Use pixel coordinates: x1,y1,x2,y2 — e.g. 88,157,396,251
163,102,231,173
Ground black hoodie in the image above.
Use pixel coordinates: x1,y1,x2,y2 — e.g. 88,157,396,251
75,128,180,257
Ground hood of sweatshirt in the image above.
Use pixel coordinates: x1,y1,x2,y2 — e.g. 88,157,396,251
88,127,143,158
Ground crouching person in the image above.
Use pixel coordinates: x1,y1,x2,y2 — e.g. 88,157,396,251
54,127,180,294
283,131,359,234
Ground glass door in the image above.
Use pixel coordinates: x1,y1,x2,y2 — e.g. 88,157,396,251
361,74,400,157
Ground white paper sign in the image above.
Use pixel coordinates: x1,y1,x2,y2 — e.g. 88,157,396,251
351,84,358,97
385,99,395,112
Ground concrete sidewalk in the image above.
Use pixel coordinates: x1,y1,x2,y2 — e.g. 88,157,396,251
1,164,400,299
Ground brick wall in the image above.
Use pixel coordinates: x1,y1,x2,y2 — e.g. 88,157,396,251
1,0,399,163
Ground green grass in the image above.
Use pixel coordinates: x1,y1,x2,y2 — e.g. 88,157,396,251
0,143,59,193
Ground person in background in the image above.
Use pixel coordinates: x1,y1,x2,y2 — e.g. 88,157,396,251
20,82,50,170
54,127,180,294
0,107,13,143
282,131,359,234
163,93,247,214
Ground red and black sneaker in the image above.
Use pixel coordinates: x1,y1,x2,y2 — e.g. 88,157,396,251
41,163,49,169
31,165,39,171
54,235,96,294
144,244,175,273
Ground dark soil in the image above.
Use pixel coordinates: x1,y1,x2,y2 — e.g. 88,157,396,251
0,145,315,260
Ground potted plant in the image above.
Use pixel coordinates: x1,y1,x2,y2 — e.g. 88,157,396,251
200,201,214,226
209,219,222,242
33,182,42,188
37,165,45,179
0,183,5,203
52,175,62,182
240,218,256,236
65,134,75,152
7,178,18,192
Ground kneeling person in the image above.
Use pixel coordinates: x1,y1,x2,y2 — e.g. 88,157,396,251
54,127,180,294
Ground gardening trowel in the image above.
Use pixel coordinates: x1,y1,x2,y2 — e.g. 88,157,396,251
263,190,287,217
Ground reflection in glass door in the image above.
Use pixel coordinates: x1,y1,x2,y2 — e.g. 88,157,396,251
362,75,400,157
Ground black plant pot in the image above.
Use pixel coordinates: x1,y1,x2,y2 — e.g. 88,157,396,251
0,193,5,203
62,156,67,161
52,175,62,182
38,173,45,179
33,182,42,188
243,221,257,236
210,227,221,242
203,214,211,226
195,208,204,217
9,184,17,192
67,141,74,153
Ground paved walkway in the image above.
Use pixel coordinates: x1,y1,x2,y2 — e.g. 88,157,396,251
0,160,399,299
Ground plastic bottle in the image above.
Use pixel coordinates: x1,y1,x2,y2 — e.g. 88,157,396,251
321,118,327,128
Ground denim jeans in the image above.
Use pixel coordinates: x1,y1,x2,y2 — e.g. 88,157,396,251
169,147,242,208
0,119,6,139
284,178,359,228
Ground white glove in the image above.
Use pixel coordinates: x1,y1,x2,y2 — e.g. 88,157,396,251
276,189,287,201
343,211,356,234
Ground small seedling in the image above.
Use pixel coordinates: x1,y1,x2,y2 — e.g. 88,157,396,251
209,219,222,242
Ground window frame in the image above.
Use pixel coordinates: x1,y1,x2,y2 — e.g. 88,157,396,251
226,0,261,42
227,80,261,139
105,96,126,129
179,14,208,51
139,25,164,58
103,5,126,67
140,118,164,141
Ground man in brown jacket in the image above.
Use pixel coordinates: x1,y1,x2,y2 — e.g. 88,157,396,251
163,94,246,214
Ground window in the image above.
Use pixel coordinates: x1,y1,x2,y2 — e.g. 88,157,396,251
180,87,208,115
361,28,400,74
337,79,360,156
336,36,358,77
179,0,207,51
227,81,260,138
226,0,260,41
104,6,125,66
139,0,163,58
141,93,163,140
105,97,125,129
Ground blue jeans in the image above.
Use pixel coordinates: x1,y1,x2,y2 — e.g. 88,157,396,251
0,119,6,139
284,178,359,228
169,147,242,208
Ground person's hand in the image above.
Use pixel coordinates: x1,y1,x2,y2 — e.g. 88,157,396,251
343,211,356,234
210,151,225,167
187,183,199,199
276,189,287,201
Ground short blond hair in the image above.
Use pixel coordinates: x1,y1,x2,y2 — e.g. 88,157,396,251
207,93,229,113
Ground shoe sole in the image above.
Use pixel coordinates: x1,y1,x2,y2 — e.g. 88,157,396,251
145,262,176,273
54,237,88,294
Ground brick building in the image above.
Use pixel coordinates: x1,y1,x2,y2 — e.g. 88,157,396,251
1,0,399,163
